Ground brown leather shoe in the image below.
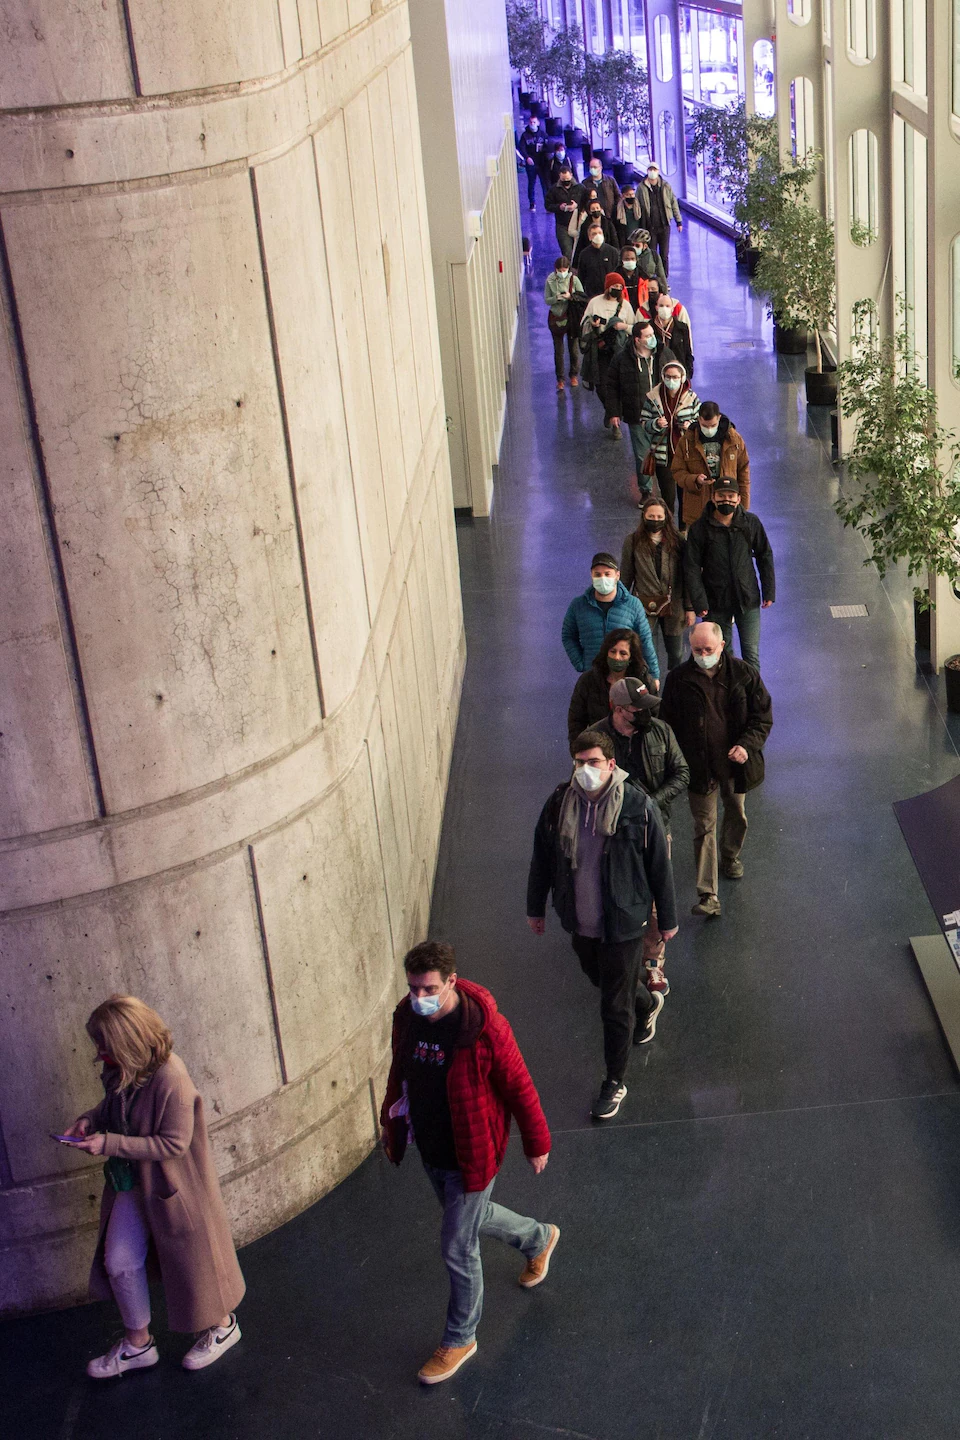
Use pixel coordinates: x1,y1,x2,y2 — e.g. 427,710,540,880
417,1341,477,1385
518,1224,560,1288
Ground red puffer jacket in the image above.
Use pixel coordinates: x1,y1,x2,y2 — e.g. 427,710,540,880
380,978,551,1192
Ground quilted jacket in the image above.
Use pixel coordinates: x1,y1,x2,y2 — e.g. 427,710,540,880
381,978,551,1192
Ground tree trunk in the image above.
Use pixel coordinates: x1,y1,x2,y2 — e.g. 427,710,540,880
813,328,823,375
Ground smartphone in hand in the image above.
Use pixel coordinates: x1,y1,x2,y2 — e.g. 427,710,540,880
49,1132,85,1145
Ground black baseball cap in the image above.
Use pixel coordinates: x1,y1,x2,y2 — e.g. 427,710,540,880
590,552,620,570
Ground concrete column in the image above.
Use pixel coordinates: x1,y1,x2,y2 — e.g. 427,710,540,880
773,0,825,210
0,0,463,1314
644,0,687,200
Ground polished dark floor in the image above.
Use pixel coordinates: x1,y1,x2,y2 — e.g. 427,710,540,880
5,201,960,1440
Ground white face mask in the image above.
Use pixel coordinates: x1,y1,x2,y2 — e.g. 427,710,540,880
592,575,617,595
590,233,604,248
701,424,719,438
622,259,637,271
694,651,720,670
663,376,682,392
590,167,602,179
657,306,672,319
576,763,607,792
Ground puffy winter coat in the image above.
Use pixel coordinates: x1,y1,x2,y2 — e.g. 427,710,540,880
593,715,690,825
683,504,775,615
659,652,773,794
607,344,660,424
561,581,659,677
527,780,678,941
672,417,750,524
381,978,551,1193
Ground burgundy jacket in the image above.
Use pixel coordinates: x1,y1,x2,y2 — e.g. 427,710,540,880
381,978,551,1192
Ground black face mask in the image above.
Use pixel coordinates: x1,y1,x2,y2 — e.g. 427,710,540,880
716,501,737,515
643,520,664,533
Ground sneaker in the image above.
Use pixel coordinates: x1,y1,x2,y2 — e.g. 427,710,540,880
182,1315,241,1371
418,1341,478,1385
722,858,744,879
646,966,670,996
692,893,721,917
556,380,565,392
529,204,537,212
610,423,622,440
635,989,665,1044
570,375,579,387
518,1224,560,1288
86,1337,159,1380
591,1079,627,1120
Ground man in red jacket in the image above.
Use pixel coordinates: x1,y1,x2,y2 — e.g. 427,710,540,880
381,940,556,1386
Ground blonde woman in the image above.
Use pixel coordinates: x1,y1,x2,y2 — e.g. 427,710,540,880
60,995,245,1378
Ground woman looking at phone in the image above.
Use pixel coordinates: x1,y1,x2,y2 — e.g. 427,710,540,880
60,994,245,1378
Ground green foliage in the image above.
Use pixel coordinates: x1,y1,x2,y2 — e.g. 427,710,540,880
835,299,960,603
849,218,877,248
582,50,650,146
506,0,545,81
754,201,836,371
688,102,815,243
538,24,585,105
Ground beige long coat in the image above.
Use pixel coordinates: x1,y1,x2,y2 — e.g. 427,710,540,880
82,1053,245,1331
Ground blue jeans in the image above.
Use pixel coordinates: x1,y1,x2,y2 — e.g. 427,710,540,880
627,423,651,483
423,1163,550,1347
707,606,761,670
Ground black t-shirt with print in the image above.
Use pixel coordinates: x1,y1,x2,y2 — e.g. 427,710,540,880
404,1007,461,1170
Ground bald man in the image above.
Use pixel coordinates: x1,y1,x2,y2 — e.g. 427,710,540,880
659,623,772,917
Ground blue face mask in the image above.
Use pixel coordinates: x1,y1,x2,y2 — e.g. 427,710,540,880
410,981,450,1017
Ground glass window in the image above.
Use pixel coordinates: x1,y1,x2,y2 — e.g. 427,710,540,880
658,109,678,175
823,59,836,221
789,76,815,160
952,236,960,383
787,0,811,24
655,13,674,82
848,129,879,243
753,40,775,117
893,114,928,370
583,0,605,54
895,0,927,93
846,0,877,64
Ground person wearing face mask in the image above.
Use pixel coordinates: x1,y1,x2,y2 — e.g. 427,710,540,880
635,163,682,279
517,116,550,211
607,322,662,483
572,223,621,300
683,479,775,671
659,623,772,918
652,294,694,380
593,676,689,990
626,228,668,291
527,728,679,1120
548,143,578,185
640,356,701,527
672,402,750,527
571,200,619,266
544,256,585,392
545,163,581,259
561,552,660,681
381,941,554,1385
583,157,621,219
580,275,635,431
567,627,652,744
617,247,649,314
615,180,644,246
620,496,695,670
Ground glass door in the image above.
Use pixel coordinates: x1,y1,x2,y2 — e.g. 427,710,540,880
679,3,746,220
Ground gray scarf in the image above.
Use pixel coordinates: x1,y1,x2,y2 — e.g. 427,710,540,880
558,766,630,868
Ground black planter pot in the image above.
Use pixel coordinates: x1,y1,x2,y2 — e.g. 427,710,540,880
805,366,838,406
546,116,563,137
830,408,839,454
914,599,932,651
774,320,808,354
945,661,960,714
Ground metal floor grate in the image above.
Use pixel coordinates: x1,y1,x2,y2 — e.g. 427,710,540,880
726,339,757,350
830,604,869,618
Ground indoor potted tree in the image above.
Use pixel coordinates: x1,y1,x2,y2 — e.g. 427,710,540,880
582,50,650,156
835,298,960,670
755,200,837,403
507,0,546,95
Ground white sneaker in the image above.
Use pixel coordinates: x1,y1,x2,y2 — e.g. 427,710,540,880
182,1314,241,1371
86,1336,159,1379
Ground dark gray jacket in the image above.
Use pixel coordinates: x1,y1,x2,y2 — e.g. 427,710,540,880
683,505,775,615
593,716,689,825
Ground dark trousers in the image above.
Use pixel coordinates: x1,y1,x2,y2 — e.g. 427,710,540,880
551,327,580,380
556,223,574,260
651,225,670,279
597,348,619,422
572,934,653,1083
655,462,677,521
526,166,548,206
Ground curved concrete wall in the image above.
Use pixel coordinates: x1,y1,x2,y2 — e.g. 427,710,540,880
0,0,463,1313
